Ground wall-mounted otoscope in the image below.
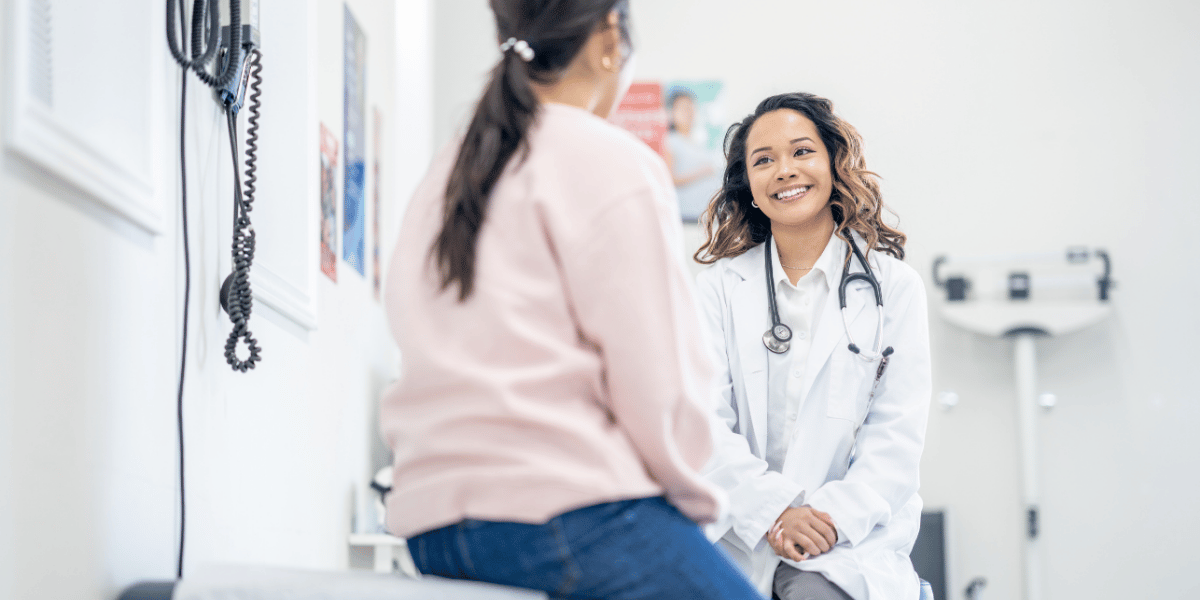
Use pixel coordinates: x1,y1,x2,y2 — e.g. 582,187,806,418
168,0,264,373
215,0,262,113
165,0,268,581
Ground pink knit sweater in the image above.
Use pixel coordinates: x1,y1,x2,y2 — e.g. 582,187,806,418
380,103,723,538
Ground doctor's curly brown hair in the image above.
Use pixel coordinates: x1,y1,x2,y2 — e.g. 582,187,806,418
694,92,906,264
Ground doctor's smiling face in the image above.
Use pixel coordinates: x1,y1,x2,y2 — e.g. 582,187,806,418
695,93,903,265
744,109,834,232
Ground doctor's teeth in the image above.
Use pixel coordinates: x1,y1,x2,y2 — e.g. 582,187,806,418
776,187,809,199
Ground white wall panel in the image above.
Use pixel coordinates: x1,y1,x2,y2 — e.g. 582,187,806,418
1,1,428,599
4,0,164,233
244,0,319,330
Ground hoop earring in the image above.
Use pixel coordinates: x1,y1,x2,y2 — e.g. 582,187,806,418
601,55,615,72
751,201,759,209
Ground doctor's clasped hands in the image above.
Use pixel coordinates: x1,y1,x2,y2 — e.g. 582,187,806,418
769,506,839,562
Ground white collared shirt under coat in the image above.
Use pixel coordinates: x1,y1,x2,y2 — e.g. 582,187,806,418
765,235,828,474
696,232,932,600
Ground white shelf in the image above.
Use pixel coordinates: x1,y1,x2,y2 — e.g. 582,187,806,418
349,533,419,576
349,533,407,546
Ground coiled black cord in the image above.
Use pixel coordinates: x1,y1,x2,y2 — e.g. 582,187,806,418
243,51,262,213
165,0,255,578
221,49,262,372
166,0,241,89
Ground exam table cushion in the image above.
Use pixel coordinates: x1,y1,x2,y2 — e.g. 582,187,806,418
126,564,547,600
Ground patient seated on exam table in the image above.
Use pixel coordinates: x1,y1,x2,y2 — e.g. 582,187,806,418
372,1,765,599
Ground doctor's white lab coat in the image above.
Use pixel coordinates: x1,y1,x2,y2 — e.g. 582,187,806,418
695,235,932,600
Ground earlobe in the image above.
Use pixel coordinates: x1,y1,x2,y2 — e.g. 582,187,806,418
585,18,620,76
603,26,621,72
601,10,624,69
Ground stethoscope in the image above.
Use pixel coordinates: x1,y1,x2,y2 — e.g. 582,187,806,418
762,232,894,362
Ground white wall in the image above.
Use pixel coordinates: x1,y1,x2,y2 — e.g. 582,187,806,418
432,0,496,149
0,0,432,598
0,86,14,600
432,1,1200,599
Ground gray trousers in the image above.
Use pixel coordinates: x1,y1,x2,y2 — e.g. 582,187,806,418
773,563,854,600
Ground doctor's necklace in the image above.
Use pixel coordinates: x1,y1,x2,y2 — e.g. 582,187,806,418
780,264,813,270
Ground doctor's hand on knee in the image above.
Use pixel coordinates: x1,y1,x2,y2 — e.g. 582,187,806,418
768,506,838,562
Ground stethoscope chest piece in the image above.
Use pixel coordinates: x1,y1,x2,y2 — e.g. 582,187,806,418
763,325,792,354
772,324,792,342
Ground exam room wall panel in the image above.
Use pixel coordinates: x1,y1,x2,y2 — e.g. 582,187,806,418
2,3,179,598
0,1,432,599
0,24,13,586
428,1,1200,599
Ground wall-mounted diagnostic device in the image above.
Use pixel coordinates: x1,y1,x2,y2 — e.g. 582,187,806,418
167,0,264,373
931,247,1115,600
165,0,266,580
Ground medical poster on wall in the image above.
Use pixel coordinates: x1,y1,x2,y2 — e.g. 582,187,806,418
610,81,668,157
663,80,726,222
342,4,367,277
372,107,382,301
319,123,339,282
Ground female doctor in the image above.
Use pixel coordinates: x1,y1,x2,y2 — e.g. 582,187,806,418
693,93,932,600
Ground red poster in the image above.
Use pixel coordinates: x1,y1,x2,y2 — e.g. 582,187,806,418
610,81,667,158
319,123,339,282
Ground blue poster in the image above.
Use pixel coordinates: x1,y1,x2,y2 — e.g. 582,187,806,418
342,5,367,276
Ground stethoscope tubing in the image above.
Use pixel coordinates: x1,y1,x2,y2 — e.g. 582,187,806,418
761,231,897,469
842,234,892,362
762,237,793,353
763,231,892,361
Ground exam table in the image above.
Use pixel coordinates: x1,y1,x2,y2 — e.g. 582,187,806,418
119,513,944,600
119,565,933,600
118,564,547,600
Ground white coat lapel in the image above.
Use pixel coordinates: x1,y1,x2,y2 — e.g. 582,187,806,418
728,245,770,457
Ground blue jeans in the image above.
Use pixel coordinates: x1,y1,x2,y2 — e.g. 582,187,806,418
406,496,765,600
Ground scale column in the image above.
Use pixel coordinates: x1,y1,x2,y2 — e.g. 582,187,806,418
1013,332,1041,600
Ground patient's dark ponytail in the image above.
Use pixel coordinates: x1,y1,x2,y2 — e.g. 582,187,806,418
434,0,631,300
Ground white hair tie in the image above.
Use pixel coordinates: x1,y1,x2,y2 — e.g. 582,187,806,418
499,37,535,62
